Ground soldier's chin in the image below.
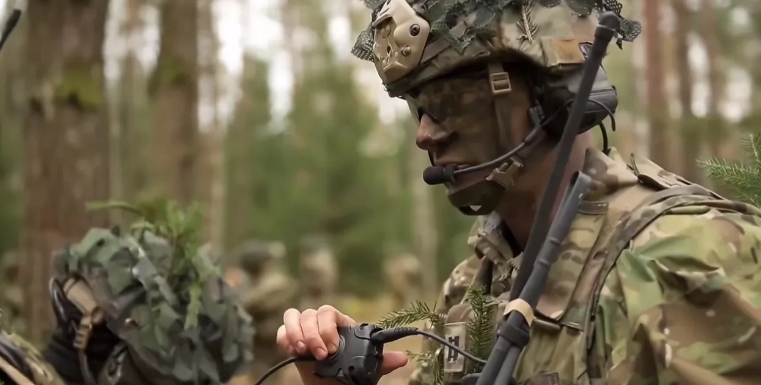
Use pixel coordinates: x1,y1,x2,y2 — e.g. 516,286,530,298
445,168,511,213
446,179,494,208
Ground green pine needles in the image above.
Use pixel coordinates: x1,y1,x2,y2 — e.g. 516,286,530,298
378,284,497,384
700,133,761,206
465,285,498,372
379,300,444,329
86,197,217,330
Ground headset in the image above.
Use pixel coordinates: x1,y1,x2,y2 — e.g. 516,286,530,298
421,43,618,187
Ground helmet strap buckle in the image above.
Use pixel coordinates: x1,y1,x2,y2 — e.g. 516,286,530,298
488,61,512,96
486,159,523,189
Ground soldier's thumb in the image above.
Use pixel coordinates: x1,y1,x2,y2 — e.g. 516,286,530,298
380,351,409,375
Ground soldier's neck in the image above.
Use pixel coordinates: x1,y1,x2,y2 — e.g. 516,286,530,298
494,140,591,249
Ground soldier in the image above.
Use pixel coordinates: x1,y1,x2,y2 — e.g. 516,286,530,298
0,226,253,385
275,1,761,385
234,240,298,382
383,252,422,309
298,236,338,310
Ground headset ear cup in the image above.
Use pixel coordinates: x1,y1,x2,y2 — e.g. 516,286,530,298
535,44,619,138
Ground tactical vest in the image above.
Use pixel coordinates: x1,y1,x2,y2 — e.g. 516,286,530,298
441,157,738,385
0,332,66,385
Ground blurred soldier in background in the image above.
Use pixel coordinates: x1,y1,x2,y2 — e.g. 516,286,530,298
235,239,298,382
3,225,252,385
298,235,338,310
198,242,222,266
0,250,24,334
383,251,423,309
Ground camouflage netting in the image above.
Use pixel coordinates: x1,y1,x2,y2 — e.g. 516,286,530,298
53,227,254,384
352,0,641,61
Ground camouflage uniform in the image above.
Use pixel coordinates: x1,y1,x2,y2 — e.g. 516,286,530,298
383,252,423,309
0,227,253,385
234,240,298,381
352,0,761,384
406,149,761,385
299,236,338,310
0,331,67,385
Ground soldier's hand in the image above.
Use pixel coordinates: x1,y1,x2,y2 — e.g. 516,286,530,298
276,305,408,385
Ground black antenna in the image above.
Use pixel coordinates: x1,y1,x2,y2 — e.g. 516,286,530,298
0,1,24,54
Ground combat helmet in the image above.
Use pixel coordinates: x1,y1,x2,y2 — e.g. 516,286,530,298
234,239,286,275
299,235,338,291
47,225,254,385
352,0,640,214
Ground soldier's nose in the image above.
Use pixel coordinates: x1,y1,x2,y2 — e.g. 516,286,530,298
416,114,453,151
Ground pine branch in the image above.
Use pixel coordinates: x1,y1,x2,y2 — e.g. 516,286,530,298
700,157,761,206
378,300,444,329
431,347,444,385
517,1,538,43
85,197,212,330
406,350,433,364
741,133,761,167
464,284,497,373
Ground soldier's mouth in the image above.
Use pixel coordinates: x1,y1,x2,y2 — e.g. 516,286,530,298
434,161,471,169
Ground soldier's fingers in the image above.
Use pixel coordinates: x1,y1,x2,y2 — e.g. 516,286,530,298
336,311,356,327
276,325,296,356
300,309,329,360
283,308,306,354
379,351,409,375
316,305,356,326
316,306,340,355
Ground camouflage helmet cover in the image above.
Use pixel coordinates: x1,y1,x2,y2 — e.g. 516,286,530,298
352,0,641,97
300,234,331,255
51,228,254,385
235,239,286,272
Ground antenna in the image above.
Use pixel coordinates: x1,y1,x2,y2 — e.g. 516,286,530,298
0,0,25,54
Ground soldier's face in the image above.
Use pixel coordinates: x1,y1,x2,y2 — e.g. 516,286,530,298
407,72,533,193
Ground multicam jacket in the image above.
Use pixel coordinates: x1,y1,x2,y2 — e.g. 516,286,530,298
0,331,67,385
408,147,761,385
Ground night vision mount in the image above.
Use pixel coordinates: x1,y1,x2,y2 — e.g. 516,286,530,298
253,11,621,385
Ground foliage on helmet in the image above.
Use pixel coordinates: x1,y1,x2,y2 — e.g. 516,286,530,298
352,0,641,96
54,198,254,384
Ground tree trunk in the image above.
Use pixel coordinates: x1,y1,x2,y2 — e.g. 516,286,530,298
119,0,148,201
281,0,304,91
149,0,199,206
642,0,673,170
699,0,728,160
198,0,225,253
225,55,271,252
22,0,111,344
673,0,701,183
409,135,437,300
0,3,26,208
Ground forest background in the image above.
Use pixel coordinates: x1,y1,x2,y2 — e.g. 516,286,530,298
0,0,757,366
